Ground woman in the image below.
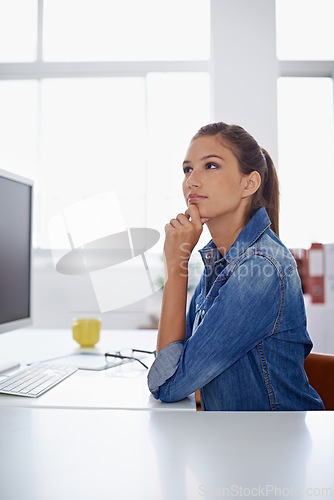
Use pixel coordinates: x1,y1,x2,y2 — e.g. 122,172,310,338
147,122,323,411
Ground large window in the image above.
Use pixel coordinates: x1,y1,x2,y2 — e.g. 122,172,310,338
0,0,210,249
0,0,38,62
276,0,334,248
42,0,210,62
276,0,334,61
4,1,333,253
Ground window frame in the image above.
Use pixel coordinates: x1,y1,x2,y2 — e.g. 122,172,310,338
280,60,334,79
0,0,209,80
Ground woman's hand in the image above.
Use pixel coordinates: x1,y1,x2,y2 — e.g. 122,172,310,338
163,204,209,272
156,205,209,352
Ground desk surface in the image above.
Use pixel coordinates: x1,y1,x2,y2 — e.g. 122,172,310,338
0,328,195,410
0,407,333,500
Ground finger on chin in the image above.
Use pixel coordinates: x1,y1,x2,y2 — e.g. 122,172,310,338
185,204,200,220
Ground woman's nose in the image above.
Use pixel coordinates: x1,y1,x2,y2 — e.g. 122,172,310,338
186,170,201,188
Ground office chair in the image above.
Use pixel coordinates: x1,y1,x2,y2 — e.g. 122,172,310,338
304,352,334,410
196,390,202,411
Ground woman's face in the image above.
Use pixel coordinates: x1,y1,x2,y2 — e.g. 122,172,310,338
182,135,250,224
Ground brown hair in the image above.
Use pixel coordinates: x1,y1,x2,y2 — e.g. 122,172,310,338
192,122,280,236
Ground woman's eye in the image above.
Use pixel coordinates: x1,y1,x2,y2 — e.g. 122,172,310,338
183,166,192,174
206,162,218,169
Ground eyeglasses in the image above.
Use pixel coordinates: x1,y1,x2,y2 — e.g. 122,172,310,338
104,348,155,370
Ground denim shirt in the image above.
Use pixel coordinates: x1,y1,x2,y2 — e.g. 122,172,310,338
147,207,324,411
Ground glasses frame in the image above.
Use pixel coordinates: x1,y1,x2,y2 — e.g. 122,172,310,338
104,348,155,370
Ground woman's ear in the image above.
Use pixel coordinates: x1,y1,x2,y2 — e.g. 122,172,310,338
242,171,261,199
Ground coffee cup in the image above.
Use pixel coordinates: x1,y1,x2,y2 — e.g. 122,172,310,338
72,318,101,347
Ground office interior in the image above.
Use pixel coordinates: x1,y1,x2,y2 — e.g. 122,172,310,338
0,1,334,499
1,0,333,351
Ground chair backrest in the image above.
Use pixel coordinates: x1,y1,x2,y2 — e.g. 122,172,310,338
304,352,334,410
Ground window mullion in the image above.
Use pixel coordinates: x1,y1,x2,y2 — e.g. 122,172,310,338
0,60,209,80
37,0,44,62
279,60,334,78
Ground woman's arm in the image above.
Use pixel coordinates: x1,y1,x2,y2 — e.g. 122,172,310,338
156,204,205,353
156,268,188,353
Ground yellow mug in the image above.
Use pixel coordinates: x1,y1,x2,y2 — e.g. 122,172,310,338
72,318,101,347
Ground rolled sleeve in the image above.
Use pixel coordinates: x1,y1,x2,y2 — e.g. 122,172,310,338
147,341,184,398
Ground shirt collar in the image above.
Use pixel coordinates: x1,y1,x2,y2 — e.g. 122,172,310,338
199,207,271,265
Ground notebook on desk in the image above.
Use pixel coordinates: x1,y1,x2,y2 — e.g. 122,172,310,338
45,348,154,371
46,352,129,371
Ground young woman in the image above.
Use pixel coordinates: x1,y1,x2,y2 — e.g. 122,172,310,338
147,122,323,411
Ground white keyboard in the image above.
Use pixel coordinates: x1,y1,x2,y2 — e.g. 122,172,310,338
0,363,78,398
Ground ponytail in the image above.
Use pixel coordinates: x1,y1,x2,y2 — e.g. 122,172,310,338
260,148,280,236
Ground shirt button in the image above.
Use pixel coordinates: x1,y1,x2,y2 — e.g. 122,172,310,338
206,253,211,259
202,310,205,316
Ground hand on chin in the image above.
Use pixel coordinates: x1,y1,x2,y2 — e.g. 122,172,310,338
187,202,210,225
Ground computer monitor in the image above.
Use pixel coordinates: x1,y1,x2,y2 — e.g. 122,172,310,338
0,168,33,371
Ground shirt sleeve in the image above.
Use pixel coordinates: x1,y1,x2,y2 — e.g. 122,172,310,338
185,278,202,341
147,254,283,402
147,341,185,397
147,279,202,398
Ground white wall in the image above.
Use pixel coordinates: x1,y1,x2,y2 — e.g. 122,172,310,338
32,249,203,330
32,249,163,329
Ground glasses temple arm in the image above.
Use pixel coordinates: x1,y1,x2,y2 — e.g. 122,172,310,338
105,353,149,369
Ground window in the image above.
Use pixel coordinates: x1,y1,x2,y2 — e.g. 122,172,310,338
43,0,210,62
277,77,334,248
0,0,38,62
276,0,334,60
276,0,334,249
0,0,210,249
0,80,39,177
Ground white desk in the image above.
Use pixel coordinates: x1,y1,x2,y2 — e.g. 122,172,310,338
0,328,195,410
0,408,333,500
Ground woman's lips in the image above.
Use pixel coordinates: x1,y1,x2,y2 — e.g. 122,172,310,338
188,194,207,203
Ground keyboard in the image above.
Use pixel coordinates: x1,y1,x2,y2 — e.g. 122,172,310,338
0,363,78,398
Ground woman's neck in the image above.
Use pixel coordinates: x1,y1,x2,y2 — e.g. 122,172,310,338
206,211,249,257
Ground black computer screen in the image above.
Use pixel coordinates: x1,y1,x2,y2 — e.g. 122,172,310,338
0,174,32,327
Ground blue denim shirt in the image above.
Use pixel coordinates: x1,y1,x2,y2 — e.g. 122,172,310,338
147,207,324,411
